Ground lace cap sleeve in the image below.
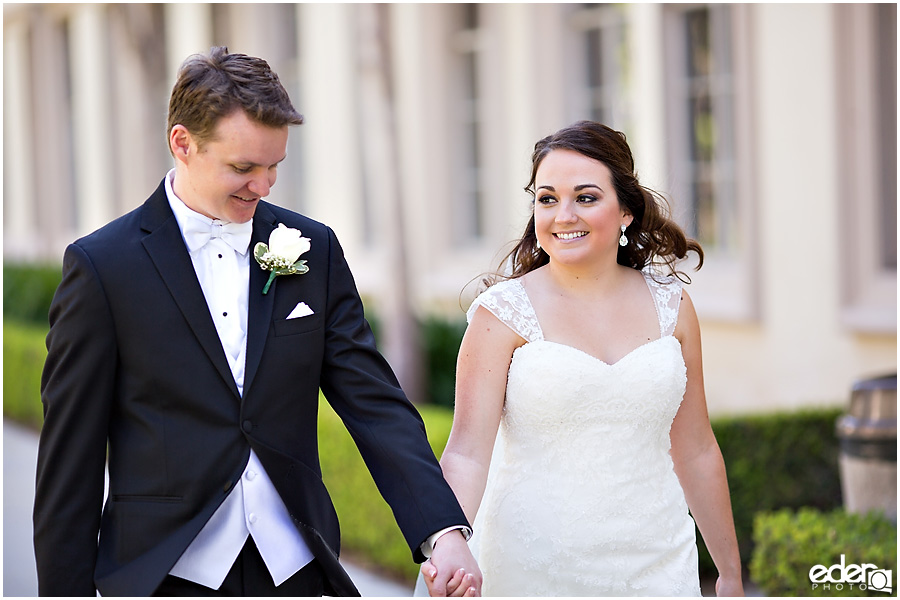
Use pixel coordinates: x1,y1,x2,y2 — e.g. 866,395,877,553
643,269,684,337
466,279,543,343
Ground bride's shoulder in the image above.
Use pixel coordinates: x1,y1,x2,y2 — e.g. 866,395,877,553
640,266,685,297
472,277,527,306
467,276,543,342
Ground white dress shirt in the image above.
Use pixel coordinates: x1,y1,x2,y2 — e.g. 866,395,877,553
163,169,314,589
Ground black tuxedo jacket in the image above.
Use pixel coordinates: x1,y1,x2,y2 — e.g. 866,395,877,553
34,180,468,596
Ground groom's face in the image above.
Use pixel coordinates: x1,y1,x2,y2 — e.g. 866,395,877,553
172,109,289,224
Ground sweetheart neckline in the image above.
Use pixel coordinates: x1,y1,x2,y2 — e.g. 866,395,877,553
514,335,681,367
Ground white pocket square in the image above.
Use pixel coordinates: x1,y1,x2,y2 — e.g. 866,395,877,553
287,302,314,319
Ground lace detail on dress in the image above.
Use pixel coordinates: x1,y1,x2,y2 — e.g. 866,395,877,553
467,279,544,343
642,269,684,337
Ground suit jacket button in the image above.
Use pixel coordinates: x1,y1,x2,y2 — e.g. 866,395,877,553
224,480,233,493
242,420,253,433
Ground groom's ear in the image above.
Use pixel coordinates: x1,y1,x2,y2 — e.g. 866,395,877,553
169,124,192,164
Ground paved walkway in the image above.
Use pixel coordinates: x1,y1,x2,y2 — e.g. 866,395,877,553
3,419,412,597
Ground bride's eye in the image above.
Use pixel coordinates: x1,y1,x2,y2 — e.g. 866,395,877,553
577,194,598,204
536,194,557,205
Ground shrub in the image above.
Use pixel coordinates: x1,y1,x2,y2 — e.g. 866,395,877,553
3,263,62,325
3,320,48,430
363,314,466,409
422,318,466,409
317,398,454,583
696,408,844,577
750,508,896,596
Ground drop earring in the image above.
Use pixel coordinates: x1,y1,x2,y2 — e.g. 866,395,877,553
619,224,628,247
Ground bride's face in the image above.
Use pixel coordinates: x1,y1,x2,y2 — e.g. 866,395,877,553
533,149,632,267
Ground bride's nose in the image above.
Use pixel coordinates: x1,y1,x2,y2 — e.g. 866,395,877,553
555,200,578,224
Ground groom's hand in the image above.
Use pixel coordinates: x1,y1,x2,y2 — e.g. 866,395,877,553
420,531,482,597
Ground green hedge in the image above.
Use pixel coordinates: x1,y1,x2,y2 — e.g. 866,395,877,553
698,409,844,576
422,318,466,409
3,320,48,430
3,263,62,325
750,508,896,596
318,398,453,583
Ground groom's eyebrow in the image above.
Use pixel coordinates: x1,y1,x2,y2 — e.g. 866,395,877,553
234,155,288,168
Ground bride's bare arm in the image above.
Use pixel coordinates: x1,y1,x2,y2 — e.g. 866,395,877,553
441,305,522,525
670,291,744,597
422,306,522,596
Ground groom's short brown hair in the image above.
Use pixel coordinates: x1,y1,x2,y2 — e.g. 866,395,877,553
166,46,303,152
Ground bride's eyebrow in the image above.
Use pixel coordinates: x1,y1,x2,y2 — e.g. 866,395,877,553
536,184,605,193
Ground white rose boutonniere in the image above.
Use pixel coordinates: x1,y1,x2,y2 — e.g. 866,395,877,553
254,223,311,294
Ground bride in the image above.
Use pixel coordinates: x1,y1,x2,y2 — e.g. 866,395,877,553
420,121,743,596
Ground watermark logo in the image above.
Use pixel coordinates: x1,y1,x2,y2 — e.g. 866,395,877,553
809,554,893,593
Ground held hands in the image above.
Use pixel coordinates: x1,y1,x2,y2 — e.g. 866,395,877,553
420,531,482,597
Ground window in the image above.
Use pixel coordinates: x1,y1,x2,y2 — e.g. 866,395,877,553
837,3,897,332
451,4,484,242
570,4,630,130
664,4,757,320
678,6,737,253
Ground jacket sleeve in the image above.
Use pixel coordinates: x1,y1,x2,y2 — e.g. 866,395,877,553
317,227,469,562
34,243,116,596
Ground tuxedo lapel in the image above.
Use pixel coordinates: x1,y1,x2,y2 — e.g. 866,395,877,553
244,203,278,396
139,189,241,399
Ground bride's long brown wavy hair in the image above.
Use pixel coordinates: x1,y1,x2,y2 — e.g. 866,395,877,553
496,121,703,284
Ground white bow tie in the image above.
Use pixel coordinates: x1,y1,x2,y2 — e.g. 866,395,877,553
182,218,253,254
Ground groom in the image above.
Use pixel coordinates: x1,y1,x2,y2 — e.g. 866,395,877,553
34,47,480,597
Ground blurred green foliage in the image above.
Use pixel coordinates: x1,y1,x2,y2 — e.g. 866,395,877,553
3,263,62,325
750,508,896,596
317,397,453,583
422,318,466,409
698,409,844,577
3,320,48,430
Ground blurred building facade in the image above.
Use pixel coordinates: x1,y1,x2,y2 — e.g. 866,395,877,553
3,3,896,415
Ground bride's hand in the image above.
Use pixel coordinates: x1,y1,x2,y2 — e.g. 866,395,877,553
421,563,476,597
420,531,482,597
715,575,744,596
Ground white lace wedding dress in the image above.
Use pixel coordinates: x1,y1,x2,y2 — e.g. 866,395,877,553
454,270,701,596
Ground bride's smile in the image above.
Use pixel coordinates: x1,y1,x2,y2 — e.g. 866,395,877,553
553,231,588,241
